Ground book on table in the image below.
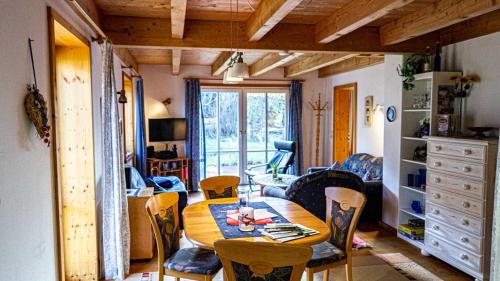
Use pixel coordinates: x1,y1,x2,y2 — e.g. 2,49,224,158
258,223,320,242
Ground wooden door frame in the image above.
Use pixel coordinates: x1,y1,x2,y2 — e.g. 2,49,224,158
333,83,357,161
48,7,96,281
121,71,135,163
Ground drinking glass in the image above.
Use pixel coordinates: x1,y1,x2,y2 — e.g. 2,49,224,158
238,206,255,232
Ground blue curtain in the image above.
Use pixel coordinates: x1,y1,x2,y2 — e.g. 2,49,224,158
185,79,205,191
287,80,303,175
135,79,147,178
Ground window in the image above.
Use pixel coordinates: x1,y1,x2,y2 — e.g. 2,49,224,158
200,88,288,181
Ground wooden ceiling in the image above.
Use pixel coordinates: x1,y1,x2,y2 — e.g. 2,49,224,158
83,0,500,77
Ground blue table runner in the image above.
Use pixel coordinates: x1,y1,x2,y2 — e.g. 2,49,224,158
208,201,290,239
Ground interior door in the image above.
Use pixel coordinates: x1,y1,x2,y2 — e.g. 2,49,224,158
333,84,357,163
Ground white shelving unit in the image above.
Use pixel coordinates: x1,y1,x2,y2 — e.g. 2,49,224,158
397,71,460,252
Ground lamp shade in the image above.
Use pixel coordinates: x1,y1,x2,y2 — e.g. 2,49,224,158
223,66,243,84
232,61,249,78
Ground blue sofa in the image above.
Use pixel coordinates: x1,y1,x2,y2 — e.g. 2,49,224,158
263,153,383,224
125,165,188,228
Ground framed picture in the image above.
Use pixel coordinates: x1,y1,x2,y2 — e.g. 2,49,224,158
364,96,373,126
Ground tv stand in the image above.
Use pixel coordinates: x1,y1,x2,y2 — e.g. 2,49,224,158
147,157,190,188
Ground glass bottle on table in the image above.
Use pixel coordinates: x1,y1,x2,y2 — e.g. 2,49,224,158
238,185,250,207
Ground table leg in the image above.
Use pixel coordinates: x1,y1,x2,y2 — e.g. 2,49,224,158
260,184,265,196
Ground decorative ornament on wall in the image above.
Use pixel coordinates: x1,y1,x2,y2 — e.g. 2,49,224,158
364,96,374,126
25,38,50,147
386,106,397,122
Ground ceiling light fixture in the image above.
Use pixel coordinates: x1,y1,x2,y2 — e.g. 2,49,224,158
223,0,248,83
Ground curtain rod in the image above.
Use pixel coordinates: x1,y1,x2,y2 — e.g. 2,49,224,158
68,0,106,39
183,77,305,82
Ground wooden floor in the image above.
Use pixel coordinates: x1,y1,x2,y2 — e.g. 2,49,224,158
130,191,474,281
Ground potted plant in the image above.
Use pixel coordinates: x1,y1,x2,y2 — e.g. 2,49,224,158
397,56,423,91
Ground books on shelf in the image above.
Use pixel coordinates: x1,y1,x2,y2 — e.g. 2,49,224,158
258,223,320,243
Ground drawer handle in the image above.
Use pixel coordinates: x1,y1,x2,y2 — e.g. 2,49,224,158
462,166,471,173
432,241,439,247
462,201,470,208
435,145,442,151
463,149,472,155
433,193,441,199
434,177,441,183
434,162,442,167
433,209,440,215
463,184,472,190
460,237,469,243
460,254,469,261
432,225,440,231
462,219,470,226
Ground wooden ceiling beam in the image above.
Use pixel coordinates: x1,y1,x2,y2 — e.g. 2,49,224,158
249,52,303,76
380,0,500,45
315,0,415,43
103,16,438,54
284,53,358,77
318,56,385,78
439,8,500,46
114,48,138,72
172,49,182,75
246,0,303,41
211,51,235,76
171,0,187,39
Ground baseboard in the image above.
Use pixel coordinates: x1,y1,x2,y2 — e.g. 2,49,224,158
379,221,397,235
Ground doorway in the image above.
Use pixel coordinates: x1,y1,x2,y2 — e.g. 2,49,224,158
200,88,288,182
333,83,357,163
48,8,97,280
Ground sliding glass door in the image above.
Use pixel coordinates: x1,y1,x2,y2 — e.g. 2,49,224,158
200,88,288,182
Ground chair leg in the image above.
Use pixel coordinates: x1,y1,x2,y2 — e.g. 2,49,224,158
323,269,330,281
175,277,180,281
158,268,165,281
306,268,314,281
345,263,353,281
223,269,228,281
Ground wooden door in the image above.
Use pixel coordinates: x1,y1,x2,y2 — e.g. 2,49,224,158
333,84,357,163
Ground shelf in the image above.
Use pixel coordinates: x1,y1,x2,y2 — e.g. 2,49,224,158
400,208,426,220
402,137,429,141
401,185,426,195
403,109,430,112
401,159,426,166
397,233,425,249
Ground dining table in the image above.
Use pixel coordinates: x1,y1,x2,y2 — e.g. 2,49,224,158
252,173,299,196
182,196,331,250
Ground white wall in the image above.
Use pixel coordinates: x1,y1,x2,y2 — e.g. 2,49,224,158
442,31,500,134
0,1,129,280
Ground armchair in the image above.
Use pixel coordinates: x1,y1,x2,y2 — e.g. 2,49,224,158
244,140,296,191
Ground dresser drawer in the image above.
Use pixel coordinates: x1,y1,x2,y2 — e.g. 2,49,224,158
426,202,483,236
429,140,486,162
427,187,483,217
427,156,485,179
426,233,482,272
427,170,484,200
426,218,482,255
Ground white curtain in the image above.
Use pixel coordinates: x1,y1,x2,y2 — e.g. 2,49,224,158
101,40,130,280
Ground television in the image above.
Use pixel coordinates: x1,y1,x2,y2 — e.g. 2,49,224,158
148,118,186,141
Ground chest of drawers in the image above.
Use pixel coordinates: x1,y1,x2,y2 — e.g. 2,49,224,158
424,137,497,281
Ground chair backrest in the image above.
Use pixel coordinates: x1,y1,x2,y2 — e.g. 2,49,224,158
199,176,240,200
285,169,364,221
267,140,296,174
214,240,311,281
145,192,180,266
325,187,366,258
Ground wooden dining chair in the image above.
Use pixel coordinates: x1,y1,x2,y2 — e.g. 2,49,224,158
214,240,312,281
305,187,367,281
146,192,222,281
199,176,240,200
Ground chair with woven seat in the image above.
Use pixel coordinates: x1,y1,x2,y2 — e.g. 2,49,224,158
214,240,312,281
199,176,240,200
305,187,367,281
146,192,222,281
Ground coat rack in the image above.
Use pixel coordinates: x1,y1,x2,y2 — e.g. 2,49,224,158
309,93,328,166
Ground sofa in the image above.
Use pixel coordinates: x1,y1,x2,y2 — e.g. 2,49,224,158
125,165,188,228
263,153,383,224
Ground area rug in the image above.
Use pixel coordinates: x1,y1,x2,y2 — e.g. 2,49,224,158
125,253,442,281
